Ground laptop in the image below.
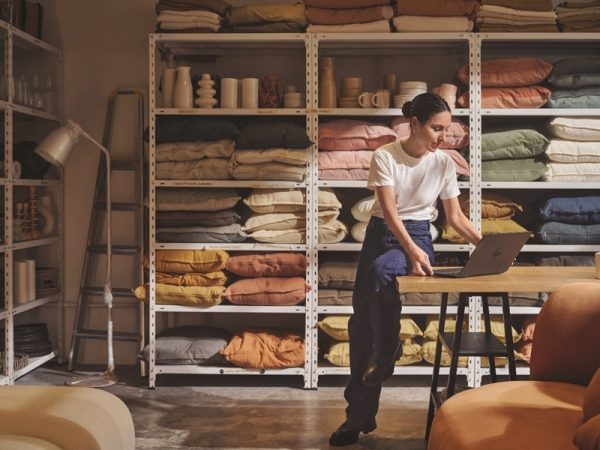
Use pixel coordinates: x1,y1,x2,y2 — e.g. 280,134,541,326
433,232,530,278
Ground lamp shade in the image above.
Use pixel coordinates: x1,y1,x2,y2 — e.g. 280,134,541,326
35,120,81,167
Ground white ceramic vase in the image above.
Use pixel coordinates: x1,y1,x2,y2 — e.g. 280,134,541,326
173,66,193,109
195,73,217,108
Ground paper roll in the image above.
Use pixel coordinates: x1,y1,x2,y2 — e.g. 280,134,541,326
14,260,29,304
25,259,36,301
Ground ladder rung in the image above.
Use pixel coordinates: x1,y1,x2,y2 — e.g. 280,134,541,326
88,244,140,255
111,160,139,171
94,201,140,211
81,287,136,298
74,329,139,342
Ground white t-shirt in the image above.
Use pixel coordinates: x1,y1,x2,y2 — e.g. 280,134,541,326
367,141,460,221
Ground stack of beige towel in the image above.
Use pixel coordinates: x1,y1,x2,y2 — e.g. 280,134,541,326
155,0,230,33
476,0,558,32
305,0,393,33
223,2,307,33
392,0,479,32
556,0,600,32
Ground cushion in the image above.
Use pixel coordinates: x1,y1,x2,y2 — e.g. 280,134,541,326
156,271,227,286
156,223,246,243
482,159,548,181
351,195,375,222
140,325,230,364
319,260,358,289
324,339,422,367
156,139,235,162
547,87,600,109
395,0,480,19
548,118,600,141
228,160,306,182
536,222,600,245
392,117,469,150
133,284,224,307
442,219,528,243
422,340,468,367
548,58,600,89
220,328,305,369
248,228,305,244
546,140,600,163
584,368,600,422
226,253,307,277
482,129,549,161
223,277,307,306
156,159,232,181
422,315,519,342
243,212,306,232
459,191,523,219
318,150,373,170
318,315,423,341
457,86,551,109
156,209,241,228
351,222,367,243
318,119,396,151
533,253,595,266
457,57,553,86
228,3,306,26
573,414,600,450
318,219,348,244
231,148,309,166
318,289,353,306
153,250,229,273
243,188,341,214
544,162,600,182
155,116,238,143
440,149,470,176
539,196,600,224
235,121,312,150
156,188,240,212
319,168,369,180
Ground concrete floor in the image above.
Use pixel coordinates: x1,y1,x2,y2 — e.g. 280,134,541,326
19,364,431,450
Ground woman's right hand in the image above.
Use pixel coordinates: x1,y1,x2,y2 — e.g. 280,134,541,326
408,245,433,276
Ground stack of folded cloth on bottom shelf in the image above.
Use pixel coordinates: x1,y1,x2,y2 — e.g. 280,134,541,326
536,196,600,245
546,58,600,109
545,117,600,181
223,2,307,33
318,315,424,367
305,0,393,33
155,117,238,180
443,191,529,243
156,188,245,243
0,323,52,358
318,119,396,181
476,0,558,32
392,0,478,32
318,260,357,306
457,57,553,109
392,117,470,178
155,0,230,32
480,129,549,181
230,121,311,182
556,0,600,32
134,250,229,307
223,253,308,306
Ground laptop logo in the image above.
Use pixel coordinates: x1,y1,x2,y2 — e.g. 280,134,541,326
493,249,501,258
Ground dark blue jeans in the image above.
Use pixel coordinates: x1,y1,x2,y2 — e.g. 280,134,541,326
344,216,435,427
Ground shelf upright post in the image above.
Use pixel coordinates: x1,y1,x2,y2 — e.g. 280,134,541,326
4,27,13,383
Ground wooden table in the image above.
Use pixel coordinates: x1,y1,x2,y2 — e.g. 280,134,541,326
396,266,599,440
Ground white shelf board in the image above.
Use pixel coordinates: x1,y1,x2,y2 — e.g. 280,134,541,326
316,243,470,252
155,242,307,251
12,103,61,122
13,179,61,187
523,244,600,252
0,99,9,111
14,352,56,380
318,305,460,315
13,295,59,316
488,306,541,315
13,237,60,251
480,366,530,376
156,305,306,314
11,26,60,55
156,180,307,188
479,32,600,42
318,180,470,189
318,108,469,117
481,108,600,117
156,365,305,376
481,182,600,189
154,32,306,44
316,32,471,46
156,108,307,116
317,364,469,376
0,375,8,385
0,309,7,320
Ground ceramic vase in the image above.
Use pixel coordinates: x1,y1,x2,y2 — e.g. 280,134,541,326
319,57,336,108
195,73,217,108
162,67,176,108
173,66,193,109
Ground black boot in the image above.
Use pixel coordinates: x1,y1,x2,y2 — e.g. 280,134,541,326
362,342,403,387
329,419,377,447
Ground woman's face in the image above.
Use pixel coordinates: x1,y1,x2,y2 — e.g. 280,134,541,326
411,111,452,153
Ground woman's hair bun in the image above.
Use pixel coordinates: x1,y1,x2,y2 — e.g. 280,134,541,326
401,100,413,118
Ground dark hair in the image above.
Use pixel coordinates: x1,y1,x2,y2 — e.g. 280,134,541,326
401,93,450,124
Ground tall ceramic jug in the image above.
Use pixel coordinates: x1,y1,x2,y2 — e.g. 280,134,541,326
173,66,193,108
319,57,336,108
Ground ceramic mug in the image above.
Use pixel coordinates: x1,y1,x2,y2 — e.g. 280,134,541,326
358,91,374,108
372,89,390,108
220,78,238,108
241,78,259,109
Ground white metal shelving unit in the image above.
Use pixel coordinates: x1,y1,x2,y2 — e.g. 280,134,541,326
1,19,63,384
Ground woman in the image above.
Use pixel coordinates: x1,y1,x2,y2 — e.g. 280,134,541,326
329,93,482,447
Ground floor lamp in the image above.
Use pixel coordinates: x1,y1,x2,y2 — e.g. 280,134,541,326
35,119,117,388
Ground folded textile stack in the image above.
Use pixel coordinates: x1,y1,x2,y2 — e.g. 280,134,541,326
442,191,529,243
536,196,600,245
556,0,600,32
155,0,230,33
457,57,553,109
318,119,396,180
231,121,311,182
318,190,348,243
223,2,307,33
319,315,424,367
135,249,229,307
476,3,558,32
392,117,470,177
318,260,357,306
349,195,374,243
223,253,308,306
242,188,342,243
155,188,246,243
546,58,600,109
392,0,478,32
305,0,393,33
545,117,600,181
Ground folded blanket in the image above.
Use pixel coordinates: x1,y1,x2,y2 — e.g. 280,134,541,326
476,16,557,26
318,150,373,170
560,0,600,8
394,0,480,20
544,162,600,181
156,0,230,16
304,0,390,8
306,5,393,25
157,139,235,162
307,19,391,32
159,21,221,31
479,4,557,19
231,148,309,166
319,168,369,180
157,159,231,180
476,23,559,31
157,224,246,243
546,140,600,163
393,15,473,32
157,10,222,24
556,6,600,17
481,0,554,12
228,160,306,182
228,3,306,26
221,22,306,33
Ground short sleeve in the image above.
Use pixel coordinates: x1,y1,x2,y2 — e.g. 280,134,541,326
367,149,394,188
438,155,461,200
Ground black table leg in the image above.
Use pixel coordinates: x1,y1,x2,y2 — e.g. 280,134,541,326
482,294,497,383
501,292,517,380
447,292,467,397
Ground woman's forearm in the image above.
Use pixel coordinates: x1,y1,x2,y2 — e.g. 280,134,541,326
449,214,482,246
